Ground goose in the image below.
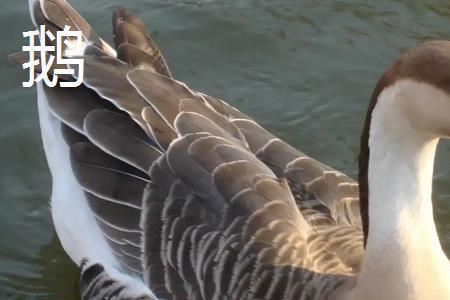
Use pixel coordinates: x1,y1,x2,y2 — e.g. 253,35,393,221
13,0,450,299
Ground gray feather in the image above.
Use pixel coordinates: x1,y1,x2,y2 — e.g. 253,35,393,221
84,109,161,172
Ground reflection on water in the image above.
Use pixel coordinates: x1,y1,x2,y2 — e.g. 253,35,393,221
1,0,449,298
0,237,78,300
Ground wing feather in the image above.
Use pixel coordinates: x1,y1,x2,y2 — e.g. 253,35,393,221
84,109,161,172
70,142,149,209
113,7,172,77
39,0,115,55
21,3,366,299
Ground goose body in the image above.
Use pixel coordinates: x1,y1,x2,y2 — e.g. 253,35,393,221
18,0,450,299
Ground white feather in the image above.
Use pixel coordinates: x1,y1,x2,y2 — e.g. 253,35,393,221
348,80,450,300
37,82,116,266
36,82,152,295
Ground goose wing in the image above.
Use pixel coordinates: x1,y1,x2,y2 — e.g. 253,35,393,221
76,54,363,299
24,1,364,299
125,67,363,299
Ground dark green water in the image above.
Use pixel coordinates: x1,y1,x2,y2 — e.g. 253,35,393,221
1,0,449,299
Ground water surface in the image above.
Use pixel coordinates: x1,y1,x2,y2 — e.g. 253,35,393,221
1,0,450,299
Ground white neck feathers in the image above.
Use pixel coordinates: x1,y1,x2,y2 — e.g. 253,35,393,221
350,80,450,300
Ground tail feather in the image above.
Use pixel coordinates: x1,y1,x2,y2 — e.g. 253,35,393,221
29,0,116,56
80,260,158,300
113,7,172,78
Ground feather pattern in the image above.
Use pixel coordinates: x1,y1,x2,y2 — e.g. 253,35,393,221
113,7,172,77
23,1,366,299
